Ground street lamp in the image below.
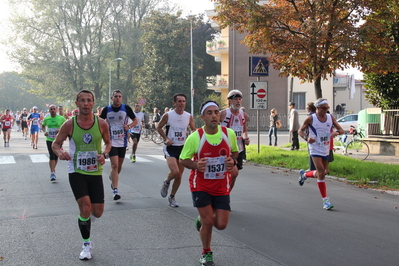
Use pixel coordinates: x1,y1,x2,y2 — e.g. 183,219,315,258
108,58,123,105
189,14,194,115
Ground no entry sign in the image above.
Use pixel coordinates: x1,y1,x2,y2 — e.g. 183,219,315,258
249,82,268,110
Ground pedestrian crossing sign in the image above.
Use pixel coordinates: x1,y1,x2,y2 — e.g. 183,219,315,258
249,57,269,76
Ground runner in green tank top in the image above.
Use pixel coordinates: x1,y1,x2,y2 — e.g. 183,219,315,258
52,90,111,260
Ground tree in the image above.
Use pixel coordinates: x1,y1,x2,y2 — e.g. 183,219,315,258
214,0,365,98
135,12,220,114
363,73,399,109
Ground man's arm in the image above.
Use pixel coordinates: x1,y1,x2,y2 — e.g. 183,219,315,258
331,116,344,138
243,112,250,145
189,115,196,131
298,116,313,143
99,107,107,120
219,109,226,125
156,113,169,143
52,119,72,160
125,105,138,129
99,118,111,154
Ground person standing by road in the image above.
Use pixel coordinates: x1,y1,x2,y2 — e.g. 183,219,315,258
298,98,344,210
289,102,300,150
129,103,144,163
268,108,279,146
27,106,41,149
180,100,238,266
42,104,66,181
19,108,29,140
220,90,250,191
158,93,196,207
100,90,137,201
52,90,111,260
152,107,161,129
0,109,14,147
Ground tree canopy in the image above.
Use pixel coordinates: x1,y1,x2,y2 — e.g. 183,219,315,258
214,0,366,98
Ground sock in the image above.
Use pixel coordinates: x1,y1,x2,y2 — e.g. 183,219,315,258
169,194,174,198
305,170,316,178
317,180,327,198
78,215,91,241
202,248,212,254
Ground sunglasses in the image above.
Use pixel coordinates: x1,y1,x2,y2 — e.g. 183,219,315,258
319,106,330,110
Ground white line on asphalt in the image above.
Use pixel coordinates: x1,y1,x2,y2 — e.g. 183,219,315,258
0,156,16,164
29,154,49,163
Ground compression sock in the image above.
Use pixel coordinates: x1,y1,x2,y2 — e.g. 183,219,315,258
305,170,316,178
317,180,327,198
78,215,91,241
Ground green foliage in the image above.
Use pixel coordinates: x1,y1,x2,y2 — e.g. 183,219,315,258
363,73,399,109
135,12,220,114
246,145,399,189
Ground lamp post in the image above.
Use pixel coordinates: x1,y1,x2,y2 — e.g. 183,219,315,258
108,58,123,105
189,15,194,115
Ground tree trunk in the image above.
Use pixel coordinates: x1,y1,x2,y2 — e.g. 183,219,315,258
314,76,322,99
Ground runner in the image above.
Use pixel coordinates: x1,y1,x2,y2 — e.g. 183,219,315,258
129,103,145,163
180,100,238,266
100,90,137,200
42,104,66,181
0,109,14,147
158,93,196,207
27,106,41,149
52,89,111,260
20,108,29,140
298,98,344,210
220,90,250,191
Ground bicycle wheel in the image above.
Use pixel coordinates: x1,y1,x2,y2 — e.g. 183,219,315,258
152,131,164,145
345,140,370,160
141,129,150,141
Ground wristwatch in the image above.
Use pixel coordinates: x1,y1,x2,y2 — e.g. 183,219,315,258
232,158,238,166
102,153,109,159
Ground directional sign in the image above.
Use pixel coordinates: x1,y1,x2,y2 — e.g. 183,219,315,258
249,81,268,110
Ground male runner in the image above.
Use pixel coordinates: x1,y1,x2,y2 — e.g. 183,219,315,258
0,109,14,147
27,106,41,149
129,103,145,163
180,100,238,266
52,90,111,260
220,90,250,191
100,90,137,200
158,93,196,207
298,98,344,210
42,104,66,181
20,108,29,140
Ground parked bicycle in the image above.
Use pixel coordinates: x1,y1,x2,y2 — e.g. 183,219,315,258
140,125,163,145
333,125,370,160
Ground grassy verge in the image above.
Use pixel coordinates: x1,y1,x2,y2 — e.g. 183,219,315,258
246,144,399,190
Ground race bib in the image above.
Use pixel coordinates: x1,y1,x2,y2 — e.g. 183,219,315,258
32,119,39,125
111,125,124,139
48,128,58,139
76,151,98,172
231,125,243,139
204,157,226,179
4,121,10,127
131,125,141,134
317,132,330,147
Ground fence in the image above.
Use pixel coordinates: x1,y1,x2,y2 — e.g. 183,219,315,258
369,109,399,137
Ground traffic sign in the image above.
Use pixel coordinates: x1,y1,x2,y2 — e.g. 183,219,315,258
249,81,268,110
249,57,269,76
139,98,146,105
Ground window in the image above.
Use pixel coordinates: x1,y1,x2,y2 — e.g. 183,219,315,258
293,93,306,110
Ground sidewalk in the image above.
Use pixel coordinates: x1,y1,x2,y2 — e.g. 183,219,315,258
248,131,398,164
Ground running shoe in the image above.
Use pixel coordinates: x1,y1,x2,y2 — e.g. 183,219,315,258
113,189,121,201
168,195,179,207
79,241,93,260
132,155,136,163
323,198,334,210
50,173,56,181
199,251,215,266
195,216,202,232
298,169,307,186
160,179,170,198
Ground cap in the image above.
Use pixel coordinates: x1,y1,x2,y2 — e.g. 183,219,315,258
33,106,38,109
227,90,243,99
289,102,295,106
73,109,79,113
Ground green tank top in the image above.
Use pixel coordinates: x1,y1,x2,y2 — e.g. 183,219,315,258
69,116,103,175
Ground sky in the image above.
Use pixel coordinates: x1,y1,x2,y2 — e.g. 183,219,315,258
0,0,362,79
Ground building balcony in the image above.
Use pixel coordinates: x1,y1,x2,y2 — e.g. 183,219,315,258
206,36,229,55
207,74,229,91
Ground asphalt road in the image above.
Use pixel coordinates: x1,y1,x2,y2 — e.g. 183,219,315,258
0,130,398,265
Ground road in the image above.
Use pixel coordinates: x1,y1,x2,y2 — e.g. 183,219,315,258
0,131,399,265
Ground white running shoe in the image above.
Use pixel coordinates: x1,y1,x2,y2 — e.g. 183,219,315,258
79,241,93,260
168,196,179,207
160,179,170,198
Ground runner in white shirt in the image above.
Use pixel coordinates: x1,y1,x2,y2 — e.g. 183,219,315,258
129,103,145,163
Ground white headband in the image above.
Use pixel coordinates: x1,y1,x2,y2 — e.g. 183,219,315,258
315,100,328,107
201,102,219,115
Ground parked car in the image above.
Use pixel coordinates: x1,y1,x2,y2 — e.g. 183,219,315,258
337,114,358,132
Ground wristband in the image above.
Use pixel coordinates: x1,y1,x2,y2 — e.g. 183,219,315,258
103,153,109,159
233,158,238,166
